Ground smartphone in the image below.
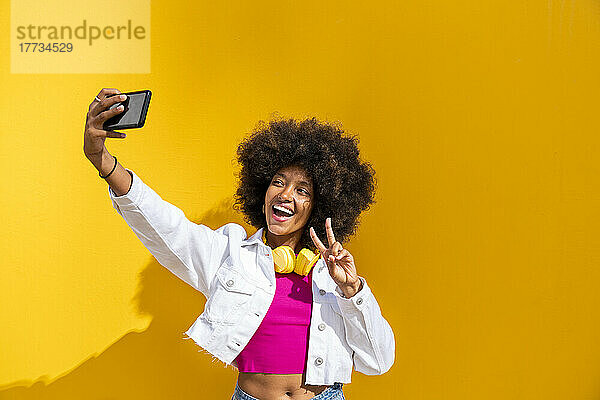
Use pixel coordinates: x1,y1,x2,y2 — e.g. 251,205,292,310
103,90,152,130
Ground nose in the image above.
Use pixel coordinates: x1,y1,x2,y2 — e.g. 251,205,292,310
278,185,294,201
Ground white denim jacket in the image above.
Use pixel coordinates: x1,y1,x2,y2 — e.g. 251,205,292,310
108,169,395,385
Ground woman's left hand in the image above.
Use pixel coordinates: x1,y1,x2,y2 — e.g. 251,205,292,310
310,218,363,298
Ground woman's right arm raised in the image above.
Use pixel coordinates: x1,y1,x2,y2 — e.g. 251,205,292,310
84,88,132,196
83,88,224,297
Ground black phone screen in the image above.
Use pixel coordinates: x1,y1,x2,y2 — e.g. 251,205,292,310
103,90,151,130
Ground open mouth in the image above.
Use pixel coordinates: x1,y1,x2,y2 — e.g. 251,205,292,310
272,204,295,221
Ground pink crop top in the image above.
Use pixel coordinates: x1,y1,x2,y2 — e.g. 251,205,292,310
234,268,313,373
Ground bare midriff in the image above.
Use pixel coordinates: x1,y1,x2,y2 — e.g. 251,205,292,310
237,372,328,400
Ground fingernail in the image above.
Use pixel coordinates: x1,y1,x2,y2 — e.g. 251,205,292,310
117,105,124,111
120,94,127,100
120,133,126,138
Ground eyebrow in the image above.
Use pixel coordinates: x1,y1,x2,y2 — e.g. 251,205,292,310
273,172,312,187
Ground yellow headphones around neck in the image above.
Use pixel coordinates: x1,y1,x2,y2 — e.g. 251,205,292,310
262,230,320,276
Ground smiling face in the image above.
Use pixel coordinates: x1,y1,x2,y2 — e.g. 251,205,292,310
264,165,314,251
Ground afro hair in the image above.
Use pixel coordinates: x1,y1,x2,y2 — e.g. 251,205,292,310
234,116,376,251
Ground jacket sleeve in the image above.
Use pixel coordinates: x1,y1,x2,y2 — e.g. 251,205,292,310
108,168,224,297
334,276,396,375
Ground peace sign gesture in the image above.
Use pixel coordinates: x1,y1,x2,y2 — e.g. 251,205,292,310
310,218,363,298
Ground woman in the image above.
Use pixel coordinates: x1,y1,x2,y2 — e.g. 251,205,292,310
84,88,395,400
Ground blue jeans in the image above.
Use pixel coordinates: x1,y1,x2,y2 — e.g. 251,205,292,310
231,381,345,400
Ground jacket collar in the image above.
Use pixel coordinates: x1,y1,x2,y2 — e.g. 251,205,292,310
242,226,334,290
242,227,266,247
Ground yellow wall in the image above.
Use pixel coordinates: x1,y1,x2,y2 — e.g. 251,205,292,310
2,0,600,399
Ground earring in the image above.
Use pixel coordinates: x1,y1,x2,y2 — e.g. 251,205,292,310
262,204,265,214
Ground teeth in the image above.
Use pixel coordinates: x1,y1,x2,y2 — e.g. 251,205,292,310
273,204,294,216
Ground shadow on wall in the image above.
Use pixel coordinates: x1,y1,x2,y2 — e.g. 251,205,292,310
0,197,249,400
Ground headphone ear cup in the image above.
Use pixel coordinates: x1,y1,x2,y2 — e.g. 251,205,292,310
273,246,295,273
295,248,319,276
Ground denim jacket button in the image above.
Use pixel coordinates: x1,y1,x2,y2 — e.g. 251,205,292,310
226,279,234,287
315,357,323,366
356,297,363,305
318,323,326,331
319,289,326,296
